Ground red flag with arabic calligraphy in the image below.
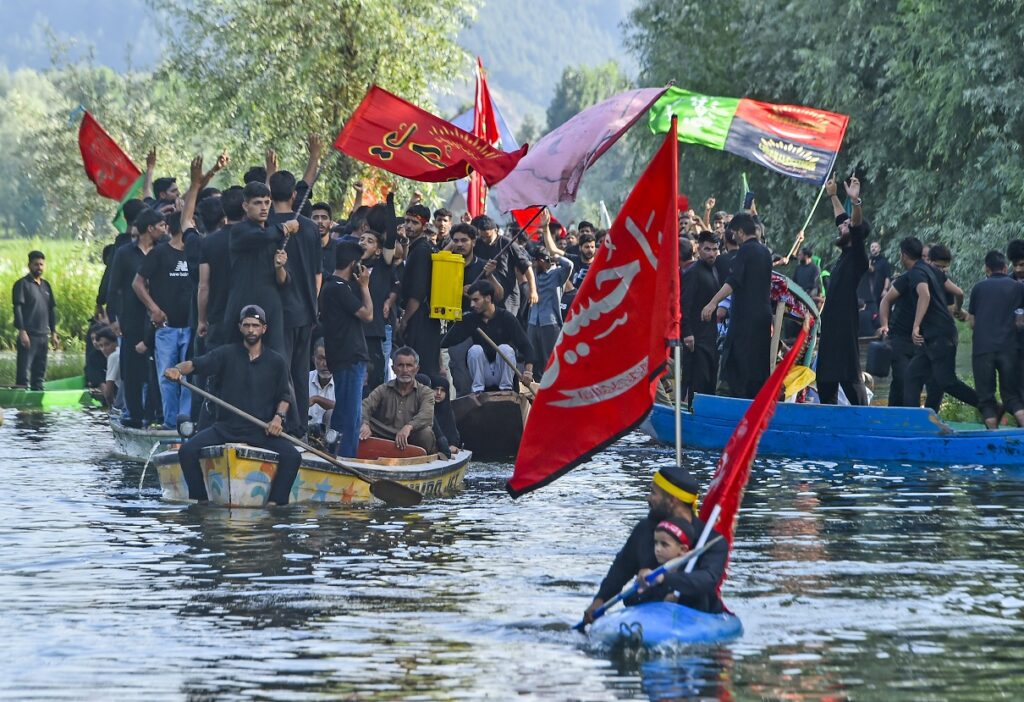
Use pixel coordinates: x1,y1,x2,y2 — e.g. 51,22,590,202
333,85,527,185
78,111,142,201
507,121,679,497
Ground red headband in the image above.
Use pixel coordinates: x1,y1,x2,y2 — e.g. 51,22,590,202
656,520,691,547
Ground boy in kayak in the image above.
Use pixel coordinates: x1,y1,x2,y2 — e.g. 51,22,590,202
582,466,727,622
630,518,715,611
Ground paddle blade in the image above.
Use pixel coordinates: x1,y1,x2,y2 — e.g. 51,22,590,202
369,479,423,507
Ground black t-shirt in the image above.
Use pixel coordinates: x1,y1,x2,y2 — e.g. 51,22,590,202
968,273,1023,355
268,211,322,328
714,249,737,282
440,308,534,362
200,225,233,325
191,343,293,436
321,237,338,277
138,240,192,328
889,273,914,339
364,256,399,338
319,274,369,368
401,236,435,307
793,261,820,295
907,260,956,341
474,235,529,310
870,255,891,302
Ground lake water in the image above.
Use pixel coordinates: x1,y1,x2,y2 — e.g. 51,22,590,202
3,407,1022,700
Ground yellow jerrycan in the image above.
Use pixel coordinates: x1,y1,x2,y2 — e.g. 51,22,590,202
430,251,465,320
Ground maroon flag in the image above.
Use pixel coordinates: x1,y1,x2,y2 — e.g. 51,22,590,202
334,85,527,186
467,58,498,217
78,111,142,201
507,120,679,497
702,323,811,594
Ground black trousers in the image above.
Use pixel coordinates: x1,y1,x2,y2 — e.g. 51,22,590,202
889,336,942,408
178,425,301,504
683,343,718,407
16,334,48,389
973,350,1023,420
120,341,150,424
403,310,441,377
365,336,386,396
283,325,313,434
905,337,978,410
527,324,561,381
818,379,868,406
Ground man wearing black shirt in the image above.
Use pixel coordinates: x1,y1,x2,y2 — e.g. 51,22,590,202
816,176,869,406
968,251,1024,428
793,247,821,304
398,204,442,377
702,214,772,399
442,280,535,393
108,208,165,427
447,223,504,396
165,305,299,506
311,202,338,275
12,251,58,390
869,241,891,306
471,215,536,317
198,186,244,348
680,232,720,406
897,237,978,411
563,231,597,313
268,170,323,436
134,211,194,427
319,241,373,458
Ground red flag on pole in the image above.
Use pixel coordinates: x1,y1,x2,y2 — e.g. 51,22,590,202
701,322,811,594
507,120,680,497
467,58,499,218
78,111,142,201
333,85,527,186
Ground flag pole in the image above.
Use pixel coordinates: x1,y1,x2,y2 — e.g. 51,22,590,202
674,344,683,467
787,176,830,260
671,115,683,468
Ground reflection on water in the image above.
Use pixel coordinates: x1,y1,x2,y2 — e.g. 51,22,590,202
2,408,1023,700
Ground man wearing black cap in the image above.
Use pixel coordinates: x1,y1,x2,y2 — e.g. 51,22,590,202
164,304,300,506
816,176,869,405
583,466,728,622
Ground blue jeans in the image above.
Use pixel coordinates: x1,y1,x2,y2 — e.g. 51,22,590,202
155,326,192,428
330,361,366,458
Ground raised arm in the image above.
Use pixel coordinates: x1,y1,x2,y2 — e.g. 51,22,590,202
142,147,156,199
302,133,323,186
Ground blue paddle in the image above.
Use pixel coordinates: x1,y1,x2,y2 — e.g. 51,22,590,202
573,534,724,631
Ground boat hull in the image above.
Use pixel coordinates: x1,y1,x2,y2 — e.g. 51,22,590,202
110,417,181,461
0,375,98,409
645,396,1024,465
452,390,529,461
590,602,743,647
153,443,472,506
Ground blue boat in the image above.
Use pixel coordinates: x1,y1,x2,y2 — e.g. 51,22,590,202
590,602,743,647
644,395,1024,465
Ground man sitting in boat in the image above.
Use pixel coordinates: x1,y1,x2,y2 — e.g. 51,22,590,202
359,346,437,453
582,466,728,623
164,304,300,506
440,280,535,393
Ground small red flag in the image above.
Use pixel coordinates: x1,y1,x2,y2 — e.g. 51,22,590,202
467,58,499,218
510,207,565,241
334,85,527,186
78,111,142,201
507,121,680,497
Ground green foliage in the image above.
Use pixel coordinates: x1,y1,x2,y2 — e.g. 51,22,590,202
625,0,1024,289
546,61,633,131
0,352,83,386
0,239,104,349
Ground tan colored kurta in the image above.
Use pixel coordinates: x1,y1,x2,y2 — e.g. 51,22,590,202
362,379,435,436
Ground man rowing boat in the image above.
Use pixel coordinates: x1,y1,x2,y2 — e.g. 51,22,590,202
582,466,728,623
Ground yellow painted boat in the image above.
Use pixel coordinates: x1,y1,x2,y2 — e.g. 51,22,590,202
153,443,472,507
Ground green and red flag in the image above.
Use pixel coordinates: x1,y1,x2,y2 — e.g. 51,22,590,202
77,110,144,232
650,87,848,185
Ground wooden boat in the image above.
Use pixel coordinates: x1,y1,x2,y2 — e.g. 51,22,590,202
590,602,743,647
152,443,473,506
0,375,99,409
644,395,1024,465
451,389,530,461
110,416,180,461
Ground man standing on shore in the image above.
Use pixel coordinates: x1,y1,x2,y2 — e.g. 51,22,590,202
12,250,58,390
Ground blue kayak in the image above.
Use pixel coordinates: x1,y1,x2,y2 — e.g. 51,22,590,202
589,602,743,647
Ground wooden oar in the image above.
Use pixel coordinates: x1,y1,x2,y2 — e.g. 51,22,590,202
177,378,423,507
573,534,725,632
473,328,537,400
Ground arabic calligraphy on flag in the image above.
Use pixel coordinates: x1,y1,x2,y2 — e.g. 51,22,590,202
649,87,849,185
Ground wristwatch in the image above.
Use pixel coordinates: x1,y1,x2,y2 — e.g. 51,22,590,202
852,197,863,206
275,411,287,421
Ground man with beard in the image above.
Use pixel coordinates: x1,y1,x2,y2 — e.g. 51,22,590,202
166,305,299,506
472,214,536,318
12,251,58,390
432,208,453,247
680,232,720,406
311,202,337,275
701,213,772,399
582,466,728,622
562,230,597,311
398,204,442,377
868,241,891,307
815,176,869,405
360,346,437,453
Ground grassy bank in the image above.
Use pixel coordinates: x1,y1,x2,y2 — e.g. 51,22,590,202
0,238,105,350
0,351,83,386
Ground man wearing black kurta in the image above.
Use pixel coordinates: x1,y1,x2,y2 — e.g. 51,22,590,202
702,213,772,399
582,466,728,622
398,205,442,377
680,232,720,406
817,176,869,405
